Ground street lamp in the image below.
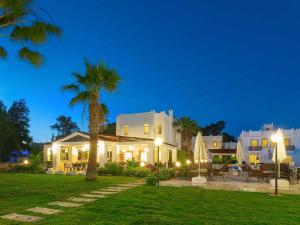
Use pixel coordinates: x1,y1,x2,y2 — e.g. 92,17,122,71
271,131,282,195
154,137,163,187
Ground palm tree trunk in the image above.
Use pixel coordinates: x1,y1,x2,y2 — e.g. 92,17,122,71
85,94,100,181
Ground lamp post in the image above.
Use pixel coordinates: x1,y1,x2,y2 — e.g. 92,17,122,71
271,132,281,195
154,138,163,187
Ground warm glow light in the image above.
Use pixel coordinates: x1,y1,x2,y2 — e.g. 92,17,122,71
154,138,163,147
129,145,134,150
140,161,145,167
144,147,149,152
195,160,198,163
83,144,89,151
186,159,191,165
72,147,78,156
24,160,28,164
271,131,283,143
175,161,181,167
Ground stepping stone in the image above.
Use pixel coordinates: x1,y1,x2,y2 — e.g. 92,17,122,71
49,201,83,208
80,194,106,198
67,197,97,203
117,184,140,187
90,191,117,195
27,207,62,215
1,213,42,222
108,187,130,190
102,188,124,192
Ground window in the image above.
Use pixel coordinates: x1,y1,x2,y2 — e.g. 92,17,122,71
124,125,129,135
140,152,147,162
61,147,69,161
282,156,292,164
78,150,88,161
124,152,133,161
249,154,260,164
250,139,259,147
168,150,173,164
219,142,222,149
47,148,53,161
270,140,276,148
106,151,113,161
144,124,149,134
284,138,291,147
157,124,162,134
261,138,268,148
212,141,217,148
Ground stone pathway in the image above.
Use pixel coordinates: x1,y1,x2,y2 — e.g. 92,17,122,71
1,213,42,222
0,181,144,223
27,207,62,215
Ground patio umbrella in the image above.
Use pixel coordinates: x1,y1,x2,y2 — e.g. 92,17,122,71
236,139,244,165
272,129,287,163
194,132,208,176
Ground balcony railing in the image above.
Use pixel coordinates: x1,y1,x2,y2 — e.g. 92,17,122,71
248,146,262,151
248,145,295,151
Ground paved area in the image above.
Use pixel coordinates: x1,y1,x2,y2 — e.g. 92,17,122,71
160,176,300,194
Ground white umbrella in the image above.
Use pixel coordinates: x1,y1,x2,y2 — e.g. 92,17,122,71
272,129,287,163
236,139,244,165
194,132,208,175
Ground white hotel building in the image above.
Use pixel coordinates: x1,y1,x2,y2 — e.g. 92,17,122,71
44,110,179,172
239,124,300,166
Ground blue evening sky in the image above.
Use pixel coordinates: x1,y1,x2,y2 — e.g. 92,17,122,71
1,0,300,142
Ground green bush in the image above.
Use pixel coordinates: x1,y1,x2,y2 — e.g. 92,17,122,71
122,166,151,177
146,175,157,185
97,162,123,176
8,152,43,174
176,165,190,177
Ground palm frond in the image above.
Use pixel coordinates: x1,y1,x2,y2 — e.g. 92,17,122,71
10,21,61,44
69,91,91,107
102,68,121,92
0,47,7,58
61,84,79,93
18,47,43,67
100,103,109,116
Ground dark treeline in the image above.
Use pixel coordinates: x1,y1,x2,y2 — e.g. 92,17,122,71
0,99,32,161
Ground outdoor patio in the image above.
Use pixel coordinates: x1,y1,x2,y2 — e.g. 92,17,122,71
160,175,300,195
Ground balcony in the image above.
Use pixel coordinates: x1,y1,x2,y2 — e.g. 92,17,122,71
248,146,262,151
286,145,295,151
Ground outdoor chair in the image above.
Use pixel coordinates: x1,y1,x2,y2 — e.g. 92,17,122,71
280,164,292,183
211,164,228,182
245,165,263,182
64,163,72,172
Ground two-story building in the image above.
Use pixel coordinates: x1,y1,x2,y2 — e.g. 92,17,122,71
44,110,179,173
239,124,300,166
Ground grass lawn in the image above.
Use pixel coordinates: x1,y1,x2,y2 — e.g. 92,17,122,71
1,173,300,225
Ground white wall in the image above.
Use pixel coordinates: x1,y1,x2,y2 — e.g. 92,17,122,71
116,110,178,145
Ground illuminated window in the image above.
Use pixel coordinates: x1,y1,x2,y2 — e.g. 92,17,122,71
144,124,149,134
157,124,162,134
78,150,88,161
106,151,113,161
250,139,259,147
168,150,173,163
282,156,292,164
124,152,133,161
284,138,291,147
249,154,260,164
124,125,129,135
261,138,268,148
213,141,217,148
61,147,69,161
219,142,222,149
154,147,162,162
140,152,147,162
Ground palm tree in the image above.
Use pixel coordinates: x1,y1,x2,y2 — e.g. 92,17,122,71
62,59,121,181
173,117,199,157
0,0,61,67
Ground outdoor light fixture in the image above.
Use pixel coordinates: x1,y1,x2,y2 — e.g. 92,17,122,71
140,161,145,167
175,161,181,167
154,138,163,187
24,160,28,164
186,159,191,165
194,160,198,163
129,145,134,150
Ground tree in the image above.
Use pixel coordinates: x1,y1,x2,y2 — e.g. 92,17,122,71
173,117,199,156
0,0,61,67
201,120,225,136
8,99,32,150
62,59,121,181
222,132,236,143
51,115,79,139
102,122,116,135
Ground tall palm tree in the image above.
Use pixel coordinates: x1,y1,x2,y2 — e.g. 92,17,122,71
0,0,61,67
62,59,121,181
173,117,199,157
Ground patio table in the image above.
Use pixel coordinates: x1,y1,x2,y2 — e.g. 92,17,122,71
262,170,275,182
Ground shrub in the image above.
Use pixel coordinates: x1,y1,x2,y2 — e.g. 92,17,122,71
146,175,157,185
97,162,123,176
122,166,151,177
176,165,190,178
